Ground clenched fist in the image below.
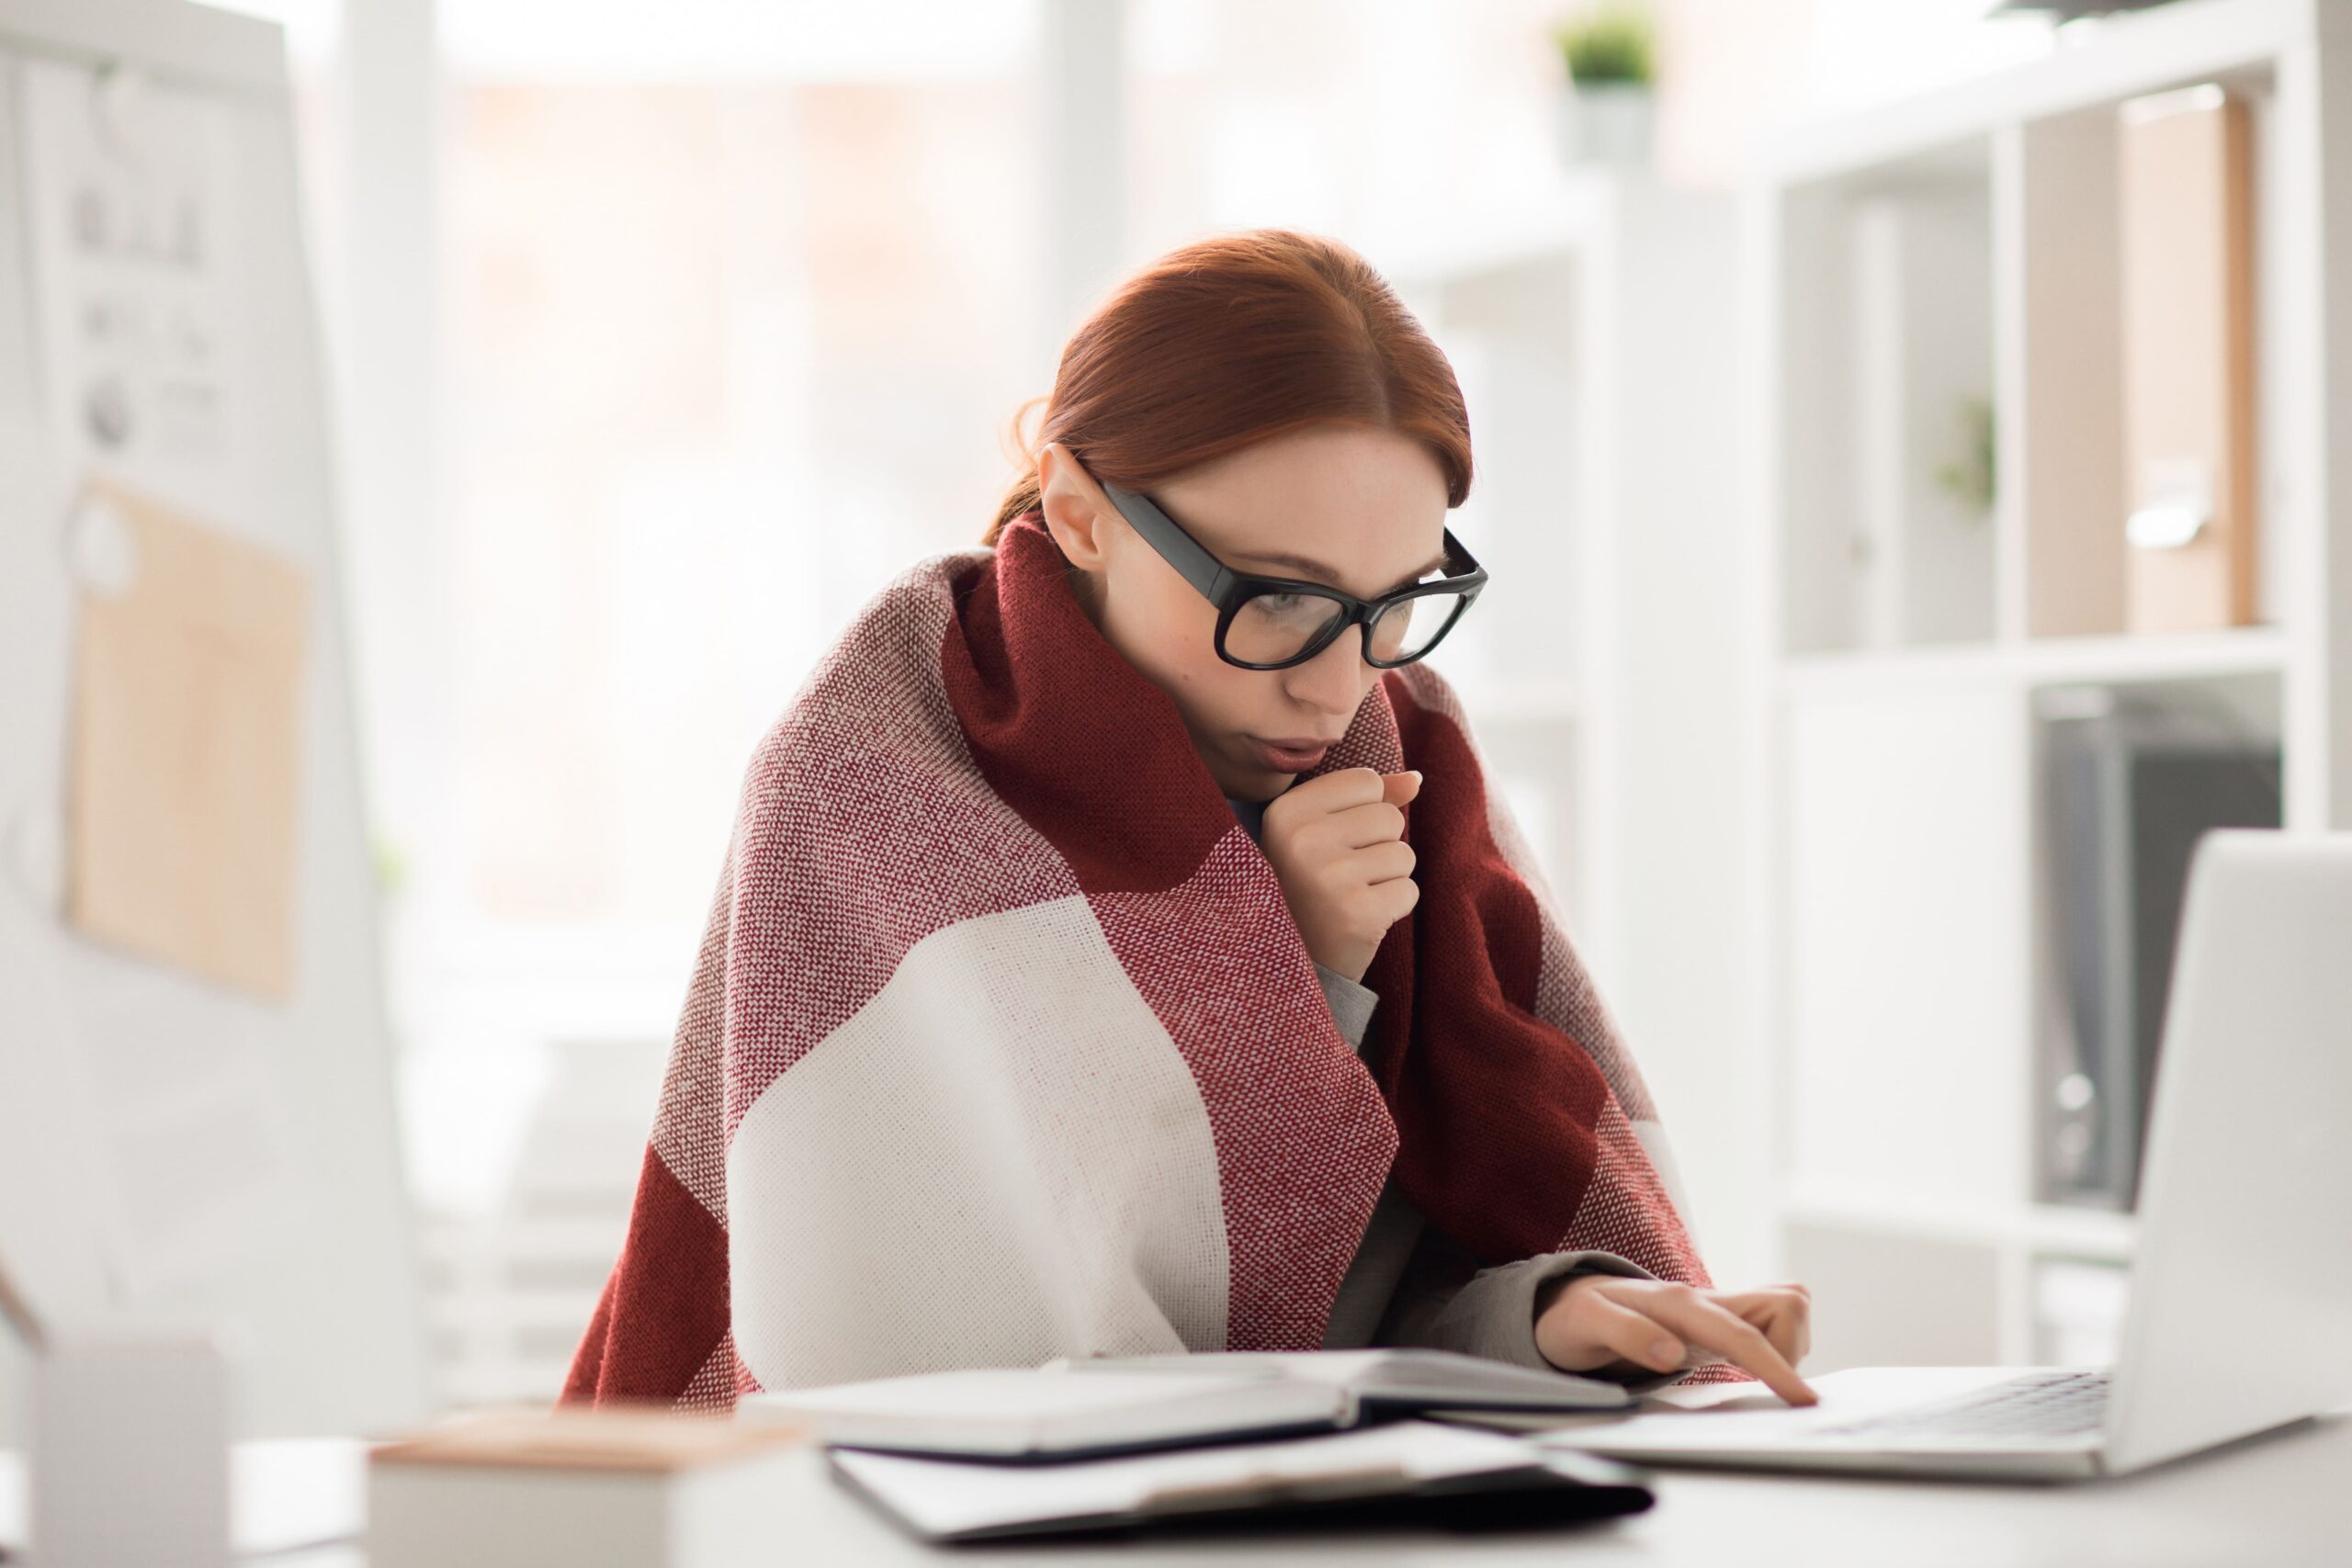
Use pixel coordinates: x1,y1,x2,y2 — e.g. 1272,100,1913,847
1260,765,1423,984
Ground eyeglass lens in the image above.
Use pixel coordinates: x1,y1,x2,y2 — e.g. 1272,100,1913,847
1367,592,1467,662
1224,586,1471,666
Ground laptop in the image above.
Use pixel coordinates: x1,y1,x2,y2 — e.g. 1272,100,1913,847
1529,829,2352,1481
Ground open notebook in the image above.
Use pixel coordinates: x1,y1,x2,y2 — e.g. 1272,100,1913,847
741,1349,1630,1461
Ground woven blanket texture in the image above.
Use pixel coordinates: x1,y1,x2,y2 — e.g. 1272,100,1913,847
562,513,1722,1409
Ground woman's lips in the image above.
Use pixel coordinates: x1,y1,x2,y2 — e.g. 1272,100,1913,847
1249,736,1331,772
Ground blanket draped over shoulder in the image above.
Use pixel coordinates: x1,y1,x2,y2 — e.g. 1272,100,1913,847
562,513,1717,1410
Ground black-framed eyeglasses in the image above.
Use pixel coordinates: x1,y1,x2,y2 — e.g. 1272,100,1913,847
1097,479,1487,671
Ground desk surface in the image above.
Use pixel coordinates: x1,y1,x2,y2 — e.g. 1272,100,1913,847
266,1409,2350,1568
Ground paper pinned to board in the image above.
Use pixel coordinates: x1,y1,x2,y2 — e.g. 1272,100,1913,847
64,479,310,999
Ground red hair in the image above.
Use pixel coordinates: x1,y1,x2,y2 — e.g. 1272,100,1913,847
985,229,1474,545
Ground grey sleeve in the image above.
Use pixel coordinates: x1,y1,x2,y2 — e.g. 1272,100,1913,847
1375,1227,1693,1395
1310,958,1690,1394
1312,961,1378,1048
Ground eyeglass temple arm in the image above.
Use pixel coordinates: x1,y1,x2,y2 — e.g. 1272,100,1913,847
1101,480,1238,602
1441,527,1485,582
1108,478,1483,606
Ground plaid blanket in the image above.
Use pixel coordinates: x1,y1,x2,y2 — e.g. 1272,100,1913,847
561,513,1716,1409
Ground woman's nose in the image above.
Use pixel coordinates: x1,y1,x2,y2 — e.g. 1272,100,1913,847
1282,627,1372,718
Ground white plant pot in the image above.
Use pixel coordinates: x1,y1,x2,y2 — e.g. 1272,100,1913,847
1555,82,1656,170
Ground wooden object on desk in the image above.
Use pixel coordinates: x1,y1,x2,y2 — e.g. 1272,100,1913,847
368,1409,808,1568
2117,82,2259,632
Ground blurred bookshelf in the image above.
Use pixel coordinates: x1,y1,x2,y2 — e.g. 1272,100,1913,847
1747,0,2346,1373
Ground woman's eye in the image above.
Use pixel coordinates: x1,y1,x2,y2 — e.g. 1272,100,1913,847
1241,592,1322,622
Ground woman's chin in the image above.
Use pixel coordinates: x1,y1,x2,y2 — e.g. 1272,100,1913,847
1215,758,1292,799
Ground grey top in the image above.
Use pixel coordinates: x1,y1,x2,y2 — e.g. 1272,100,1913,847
1227,792,1684,1392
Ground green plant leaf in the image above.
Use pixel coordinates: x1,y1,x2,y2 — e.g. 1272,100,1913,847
1552,5,1656,86
1931,396,1997,516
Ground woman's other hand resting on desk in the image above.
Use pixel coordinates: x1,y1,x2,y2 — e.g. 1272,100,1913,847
1261,766,1424,985
1536,1276,1818,1405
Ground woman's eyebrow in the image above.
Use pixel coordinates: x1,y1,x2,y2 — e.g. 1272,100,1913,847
1238,547,1450,593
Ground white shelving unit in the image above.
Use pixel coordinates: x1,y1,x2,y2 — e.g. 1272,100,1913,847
1374,174,1767,1285
1378,175,1738,967
1747,0,2352,1371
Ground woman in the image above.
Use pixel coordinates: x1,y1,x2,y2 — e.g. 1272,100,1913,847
563,229,1814,1411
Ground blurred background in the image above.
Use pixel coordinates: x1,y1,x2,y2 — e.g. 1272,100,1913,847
6,0,2317,1430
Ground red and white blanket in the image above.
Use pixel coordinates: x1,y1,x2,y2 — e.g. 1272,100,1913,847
561,513,1717,1410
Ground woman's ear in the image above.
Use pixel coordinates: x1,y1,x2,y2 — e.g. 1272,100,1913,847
1035,442,1117,571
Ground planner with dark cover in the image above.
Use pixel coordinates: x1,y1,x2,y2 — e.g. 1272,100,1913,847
824,1419,1654,1543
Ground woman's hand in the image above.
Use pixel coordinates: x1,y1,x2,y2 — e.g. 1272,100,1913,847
1535,1275,1818,1405
1260,766,1423,984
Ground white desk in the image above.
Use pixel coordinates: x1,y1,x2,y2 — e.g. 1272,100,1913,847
258,1409,2350,1567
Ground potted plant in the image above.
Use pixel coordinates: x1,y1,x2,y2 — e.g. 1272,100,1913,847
1550,4,1657,170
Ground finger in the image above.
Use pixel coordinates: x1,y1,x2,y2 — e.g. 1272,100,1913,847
1372,874,1419,924
1726,1293,1806,1370
1344,840,1416,886
1764,1304,1807,1369
1691,1299,1815,1405
1278,766,1387,815
1322,800,1408,850
1345,846,1411,893
1770,1292,1812,1365
1381,770,1423,807
1750,1287,1813,1364
1644,1290,1817,1406
1568,1289,1689,1374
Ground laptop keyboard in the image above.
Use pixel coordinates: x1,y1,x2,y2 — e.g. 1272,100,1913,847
1815,1371,2112,1441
